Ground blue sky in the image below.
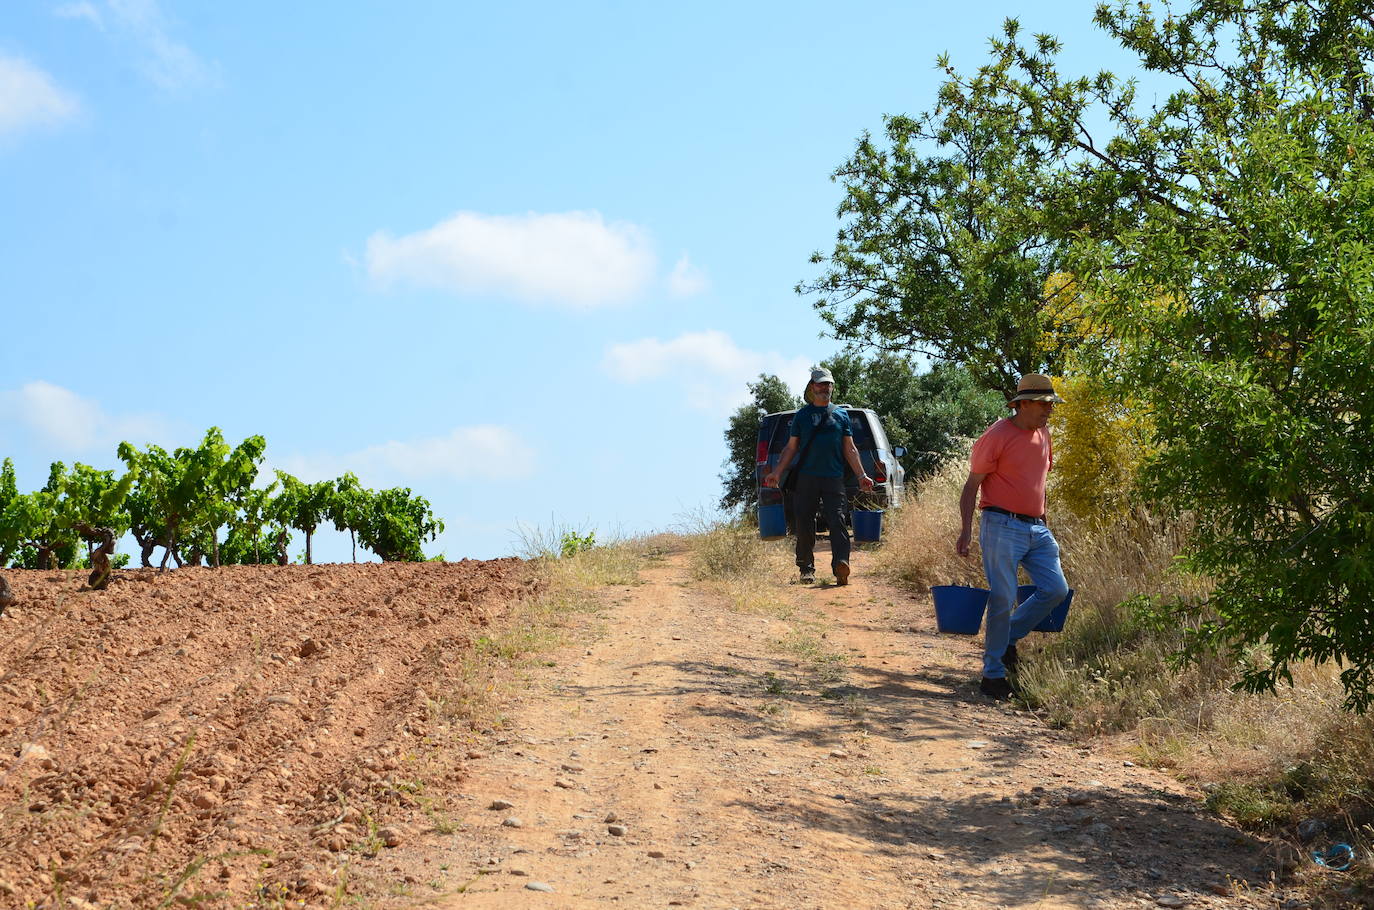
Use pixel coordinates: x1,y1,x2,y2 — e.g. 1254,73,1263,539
1,1,1137,561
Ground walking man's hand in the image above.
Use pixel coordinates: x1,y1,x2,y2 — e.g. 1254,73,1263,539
956,529,972,558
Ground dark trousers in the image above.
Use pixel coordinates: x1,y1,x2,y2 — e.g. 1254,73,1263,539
793,474,850,572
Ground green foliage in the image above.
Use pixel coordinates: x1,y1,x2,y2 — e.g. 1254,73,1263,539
1058,1,1374,710
272,472,334,565
327,472,369,563
559,530,596,559
719,374,802,513
811,1,1374,710
798,57,1083,389
7,429,443,570
355,487,444,562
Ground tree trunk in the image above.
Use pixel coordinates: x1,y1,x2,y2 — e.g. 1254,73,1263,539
212,529,220,568
305,530,313,565
0,575,14,613
350,530,357,563
77,525,116,590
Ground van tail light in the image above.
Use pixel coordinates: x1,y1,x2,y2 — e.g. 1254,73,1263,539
756,441,770,465
873,458,887,484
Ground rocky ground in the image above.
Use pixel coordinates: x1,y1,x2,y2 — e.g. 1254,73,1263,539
0,542,1360,908
0,560,533,907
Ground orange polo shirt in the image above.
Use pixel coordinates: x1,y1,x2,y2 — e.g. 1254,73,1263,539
970,418,1052,517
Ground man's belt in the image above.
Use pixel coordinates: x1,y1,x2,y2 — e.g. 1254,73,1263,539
982,505,1045,525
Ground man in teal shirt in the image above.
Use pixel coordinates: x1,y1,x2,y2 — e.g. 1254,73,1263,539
764,368,874,584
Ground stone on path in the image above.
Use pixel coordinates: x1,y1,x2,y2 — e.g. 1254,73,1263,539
525,881,555,892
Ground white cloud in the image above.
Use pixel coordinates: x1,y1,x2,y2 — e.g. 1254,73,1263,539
54,2,104,27
667,254,709,298
0,55,79,139
273,426,536,486
0,380,173,452
602,330,813,412
365,210,658,308
57,0,212,92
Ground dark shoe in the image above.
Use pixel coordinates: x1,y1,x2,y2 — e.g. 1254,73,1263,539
980,676,1014,701
1003,642,1019,674
799,569,816,584
833,561,850,586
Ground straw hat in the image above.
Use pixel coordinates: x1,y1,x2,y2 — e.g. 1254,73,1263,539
1008,373,1065,404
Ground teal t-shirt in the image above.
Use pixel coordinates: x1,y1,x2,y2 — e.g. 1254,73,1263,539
789,405,853,478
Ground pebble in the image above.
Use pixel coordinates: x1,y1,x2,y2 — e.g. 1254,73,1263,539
561,763,584,773
377,827,403,847
502,817,523,828
192,792,221,809
555,779,575,789
525,881,555,892
1065,791,1093,806
829,749,848,758
1155,897,1189,908
607,824,627,836
604,812,620,823
489,799,515,810
648,850,665,858
18,743,56,770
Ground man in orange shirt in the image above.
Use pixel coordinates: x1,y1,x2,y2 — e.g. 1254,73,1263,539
956,374,1070,700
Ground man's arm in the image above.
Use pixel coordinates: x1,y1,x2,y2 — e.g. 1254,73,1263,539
842,437,874,492
763,437,800,488
956,472,988,557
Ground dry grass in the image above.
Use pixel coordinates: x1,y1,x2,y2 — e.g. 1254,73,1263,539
875,460,1374,882
678,511,796,615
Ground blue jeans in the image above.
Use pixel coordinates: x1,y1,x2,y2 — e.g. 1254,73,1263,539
979,510,1069,678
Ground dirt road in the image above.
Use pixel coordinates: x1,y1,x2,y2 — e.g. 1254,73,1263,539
441,543,1285,910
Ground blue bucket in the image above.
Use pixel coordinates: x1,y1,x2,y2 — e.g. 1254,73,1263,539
1017,584,1075,632
758,503,787,540
852,509,884,543
931,585,989,635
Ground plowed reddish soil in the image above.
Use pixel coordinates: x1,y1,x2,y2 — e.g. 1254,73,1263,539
0,560,533,908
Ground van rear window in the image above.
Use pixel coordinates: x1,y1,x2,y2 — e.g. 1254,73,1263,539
768,414,794,452
847,410,876,449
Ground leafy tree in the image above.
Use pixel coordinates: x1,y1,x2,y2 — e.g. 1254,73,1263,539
0,459,22,566
797,60,1087,389
220,482,279,565
195,433,267,567
118,441,195,570
719,374,802,513
327,472,369,563
914,1,1374,707
356,487,443,562
272,472,335,564
118,444,178,567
